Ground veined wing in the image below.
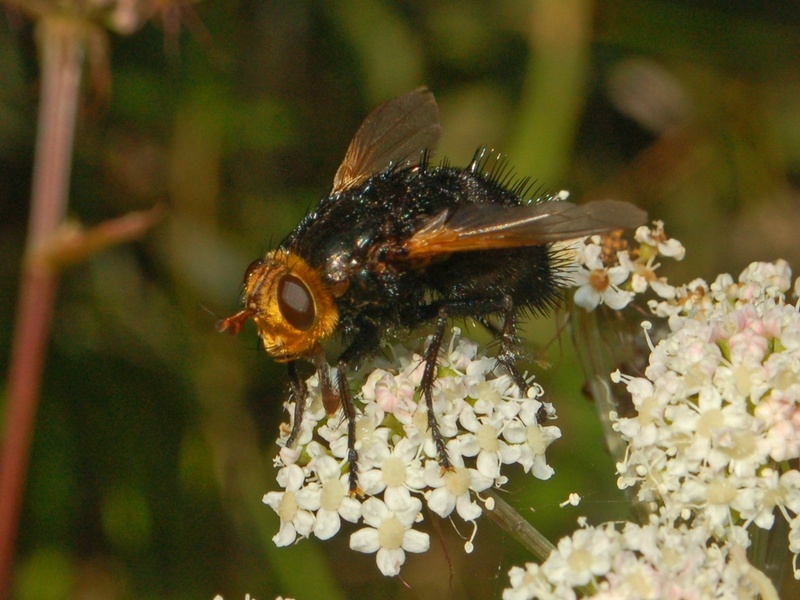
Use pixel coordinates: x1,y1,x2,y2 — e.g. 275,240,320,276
394,199,647,260
332,87,442,193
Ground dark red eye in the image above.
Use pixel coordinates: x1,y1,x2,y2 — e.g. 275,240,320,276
243,258,264,284
277,274,315,330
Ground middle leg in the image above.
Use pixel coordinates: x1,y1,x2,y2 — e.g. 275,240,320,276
420,309,452,471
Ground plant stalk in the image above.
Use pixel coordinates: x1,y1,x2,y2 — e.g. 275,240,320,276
0,16,86,598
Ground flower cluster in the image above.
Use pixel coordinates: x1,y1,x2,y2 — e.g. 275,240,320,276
501,219,795,597
565,220,685,311
503,518,774,600
613,259,800,575
263,329,562,576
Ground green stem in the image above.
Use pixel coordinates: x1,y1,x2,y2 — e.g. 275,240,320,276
510,0,593,184
0,16,86,598
485,491,556,562
485,491,594,597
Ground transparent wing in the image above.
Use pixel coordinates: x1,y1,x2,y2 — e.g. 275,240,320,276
332,87,442,193
395,199,648,260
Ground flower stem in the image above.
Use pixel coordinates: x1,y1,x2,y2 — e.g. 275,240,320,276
485,491,595,597
0,15,86,597
485,491,556,562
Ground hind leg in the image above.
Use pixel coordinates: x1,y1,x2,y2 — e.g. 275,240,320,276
478,296,533,396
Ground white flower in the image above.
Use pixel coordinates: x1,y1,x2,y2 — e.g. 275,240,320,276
540,523,614,587
303,454,362,540
634,221,686,260
618,249,676,299
358,437,425,504
262,465,317,546
502,399,561,479
265,328,563,573
738,259,792,297
742,468,800,530
349,495,430,576
457,409,521,481
572,242,634,311
362,368,416,417
503,562,573,600
423,442,492,521
567,220,686,313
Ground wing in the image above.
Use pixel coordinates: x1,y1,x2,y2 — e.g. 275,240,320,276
393,199,648,260
331,87,442,193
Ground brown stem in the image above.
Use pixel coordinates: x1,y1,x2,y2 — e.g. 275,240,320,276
0,16,86,598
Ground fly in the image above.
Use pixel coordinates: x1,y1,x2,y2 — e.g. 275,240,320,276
218,88,647,494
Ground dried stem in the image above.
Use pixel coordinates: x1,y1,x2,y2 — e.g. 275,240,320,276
0,15,87,597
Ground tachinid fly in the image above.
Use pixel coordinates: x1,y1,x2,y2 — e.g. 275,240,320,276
218,88,647,494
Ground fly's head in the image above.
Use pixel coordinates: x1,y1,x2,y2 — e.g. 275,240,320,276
217,250,339,362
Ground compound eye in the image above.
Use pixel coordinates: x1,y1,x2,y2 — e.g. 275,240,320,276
243,258,265,284
277,274,315,330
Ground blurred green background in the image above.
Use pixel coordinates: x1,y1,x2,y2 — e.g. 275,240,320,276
2,1,800,598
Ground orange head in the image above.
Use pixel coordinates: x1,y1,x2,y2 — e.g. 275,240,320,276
216,250,339,362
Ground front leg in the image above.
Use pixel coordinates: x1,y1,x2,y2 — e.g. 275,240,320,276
334,325,381,496
286,347,337,449
284,336,371,496
336,360,361,495
285,360,307,448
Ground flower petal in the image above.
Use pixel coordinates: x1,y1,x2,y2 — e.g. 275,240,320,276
349,527,380,554
376,547,406,577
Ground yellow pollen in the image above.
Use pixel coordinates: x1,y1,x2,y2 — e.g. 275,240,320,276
589,269,610,292
378,516,405,550
707,479,737,505
696,408,724,438
445,468,471,496
382,457,407,487
526,425,548,454
476,423,499,452
320,479,345,511
567,548,593,572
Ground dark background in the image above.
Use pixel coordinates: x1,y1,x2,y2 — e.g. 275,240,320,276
2,1,800,598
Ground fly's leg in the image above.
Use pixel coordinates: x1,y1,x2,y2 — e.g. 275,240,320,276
286,360,307,448
493,299,550,423
334,326,380,497
422,310,452,471
481,297,532,398
337,361,362,496
287,352,337,448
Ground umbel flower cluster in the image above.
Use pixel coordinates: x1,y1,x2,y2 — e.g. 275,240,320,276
505,232,798,598
503,516,775,599
264,329,561,576
611,260,800,584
